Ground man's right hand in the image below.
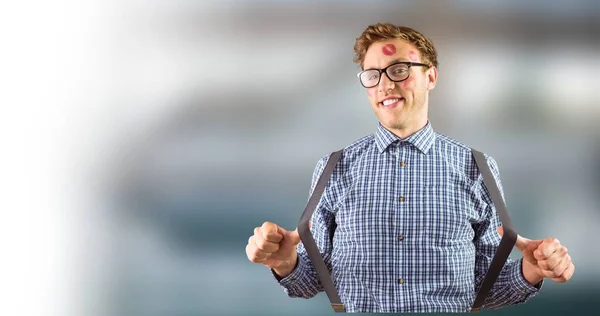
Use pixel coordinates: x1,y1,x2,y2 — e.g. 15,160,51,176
246,221,302,278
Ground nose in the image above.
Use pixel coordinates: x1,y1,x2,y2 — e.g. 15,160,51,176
378,72,395,92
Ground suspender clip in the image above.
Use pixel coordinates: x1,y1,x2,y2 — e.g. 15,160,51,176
331,303,346,312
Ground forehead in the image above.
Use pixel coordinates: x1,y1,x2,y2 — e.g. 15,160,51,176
363,39,421,69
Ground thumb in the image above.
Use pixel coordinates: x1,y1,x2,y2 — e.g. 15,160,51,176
281,226,301,245
497,226,542,264
282,222,312,245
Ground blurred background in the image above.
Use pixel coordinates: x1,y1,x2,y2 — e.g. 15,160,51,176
3,0,598,316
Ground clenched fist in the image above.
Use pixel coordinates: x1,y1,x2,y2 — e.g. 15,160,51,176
498,226,575,285
246,221,302,278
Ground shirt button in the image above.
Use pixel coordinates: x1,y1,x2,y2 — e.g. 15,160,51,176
399,195,405,202
400,161,406,167
398,235,404,241
398,278,405,284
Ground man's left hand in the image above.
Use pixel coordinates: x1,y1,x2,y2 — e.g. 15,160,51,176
498,226,575,285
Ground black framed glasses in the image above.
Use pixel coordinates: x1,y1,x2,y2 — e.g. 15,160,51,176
357,61,430,88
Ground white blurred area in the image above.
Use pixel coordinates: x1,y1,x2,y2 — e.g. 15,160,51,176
2,1,599,316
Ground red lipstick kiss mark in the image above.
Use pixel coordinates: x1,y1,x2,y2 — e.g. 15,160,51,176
408,50,418,62
382,44,396,56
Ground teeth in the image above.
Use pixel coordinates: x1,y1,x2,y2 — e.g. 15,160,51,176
382,98,399,106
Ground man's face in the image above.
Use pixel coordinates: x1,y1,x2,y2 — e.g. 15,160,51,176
361,39,437,137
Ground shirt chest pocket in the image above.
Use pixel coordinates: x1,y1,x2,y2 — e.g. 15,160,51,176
417,181,475,243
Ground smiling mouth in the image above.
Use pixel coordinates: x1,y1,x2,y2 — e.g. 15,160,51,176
379,97,404,107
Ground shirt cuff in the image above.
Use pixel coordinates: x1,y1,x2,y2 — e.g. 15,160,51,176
271,254,308,286
509,258,544,294
271,254,318,298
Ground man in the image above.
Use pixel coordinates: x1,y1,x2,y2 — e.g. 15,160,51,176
245,23,575,313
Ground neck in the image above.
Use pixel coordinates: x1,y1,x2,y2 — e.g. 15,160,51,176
387,118,428,139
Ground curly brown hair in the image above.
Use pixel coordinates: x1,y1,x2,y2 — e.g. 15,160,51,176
353,23,438,70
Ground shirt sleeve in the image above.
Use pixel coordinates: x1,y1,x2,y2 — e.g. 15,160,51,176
473,155,543,309
271,154,337,299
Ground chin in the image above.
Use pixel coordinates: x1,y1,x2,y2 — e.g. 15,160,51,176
381,118,407,129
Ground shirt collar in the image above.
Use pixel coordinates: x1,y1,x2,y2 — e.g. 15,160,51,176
374,121,436,154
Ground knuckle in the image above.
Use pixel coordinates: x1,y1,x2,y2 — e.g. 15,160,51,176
261,221,276,232
260,223,279,239
257,239,276,252
264,231,279,241
251,249,266,261
249,251,259,262
247,245,257,257
255,237,267,250
555,263,566,274
254,227,261,239
542,248,552,258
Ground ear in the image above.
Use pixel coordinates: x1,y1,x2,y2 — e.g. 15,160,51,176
426,66,438,91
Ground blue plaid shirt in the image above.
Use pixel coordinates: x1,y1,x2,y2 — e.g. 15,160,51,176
275,121,542,313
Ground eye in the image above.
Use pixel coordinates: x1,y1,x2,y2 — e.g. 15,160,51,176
392,68,407,75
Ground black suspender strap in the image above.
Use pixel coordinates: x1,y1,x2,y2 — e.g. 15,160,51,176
297,148,517,313
297,149,345,312
469,149,518,312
